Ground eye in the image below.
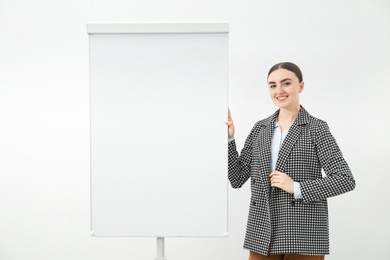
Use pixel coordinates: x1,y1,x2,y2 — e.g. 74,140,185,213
269,84,276,89
283,82,291,86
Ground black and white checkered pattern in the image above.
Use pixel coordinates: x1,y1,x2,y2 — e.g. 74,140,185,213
228,106,355,256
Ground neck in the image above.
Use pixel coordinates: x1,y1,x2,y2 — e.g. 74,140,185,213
277,105,301,129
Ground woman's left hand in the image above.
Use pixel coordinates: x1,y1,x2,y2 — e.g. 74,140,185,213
269,171,294,194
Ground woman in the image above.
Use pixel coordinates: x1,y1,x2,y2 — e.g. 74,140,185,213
225,62,355,260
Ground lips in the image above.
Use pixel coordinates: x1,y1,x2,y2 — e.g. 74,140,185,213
276,96,288,101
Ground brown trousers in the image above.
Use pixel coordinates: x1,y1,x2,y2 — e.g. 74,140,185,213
249,251,325,260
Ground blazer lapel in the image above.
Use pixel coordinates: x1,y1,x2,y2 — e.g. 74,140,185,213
259,122,274,172
257,111,278,190
275,106,310,173
275,123,301,173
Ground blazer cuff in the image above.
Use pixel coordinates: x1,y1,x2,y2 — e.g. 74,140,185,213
294,182,303,199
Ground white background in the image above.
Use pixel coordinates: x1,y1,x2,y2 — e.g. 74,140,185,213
0,0,389,259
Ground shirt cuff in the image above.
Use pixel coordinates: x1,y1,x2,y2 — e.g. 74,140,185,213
228,137,234,143
294,182,303,199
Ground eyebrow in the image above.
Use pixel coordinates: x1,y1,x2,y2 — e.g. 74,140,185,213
268,78,292,84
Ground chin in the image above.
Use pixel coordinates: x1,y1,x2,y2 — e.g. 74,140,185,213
273,101,289,109
276,103,294,110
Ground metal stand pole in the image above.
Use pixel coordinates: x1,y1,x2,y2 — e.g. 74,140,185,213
155,237,167,260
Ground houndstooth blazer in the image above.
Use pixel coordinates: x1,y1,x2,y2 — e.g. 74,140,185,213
228,106,355,256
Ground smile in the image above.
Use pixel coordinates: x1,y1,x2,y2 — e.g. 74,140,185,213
276,96,288,101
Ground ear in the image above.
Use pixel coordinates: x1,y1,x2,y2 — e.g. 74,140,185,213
299,81,304,93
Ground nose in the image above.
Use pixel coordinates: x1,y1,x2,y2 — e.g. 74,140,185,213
275,84,284,93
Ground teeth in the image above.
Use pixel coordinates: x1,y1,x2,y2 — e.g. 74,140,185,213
277,96,287,100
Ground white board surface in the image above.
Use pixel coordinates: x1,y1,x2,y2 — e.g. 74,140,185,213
88,23,229,237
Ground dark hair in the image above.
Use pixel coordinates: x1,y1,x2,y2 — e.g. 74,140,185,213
267,62,303,82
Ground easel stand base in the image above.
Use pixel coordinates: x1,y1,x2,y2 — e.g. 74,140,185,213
155,237,167,260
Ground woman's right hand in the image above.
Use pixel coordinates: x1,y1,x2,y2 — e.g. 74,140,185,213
225,108,235,139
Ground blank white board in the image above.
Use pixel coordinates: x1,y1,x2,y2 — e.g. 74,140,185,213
88,23,229,237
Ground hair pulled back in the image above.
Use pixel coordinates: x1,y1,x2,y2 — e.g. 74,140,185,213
268,62,303,82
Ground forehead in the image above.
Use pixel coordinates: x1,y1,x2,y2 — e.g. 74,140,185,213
268,68,298,83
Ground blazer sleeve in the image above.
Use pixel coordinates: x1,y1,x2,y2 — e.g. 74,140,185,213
300,121,356,203
228,123,258,189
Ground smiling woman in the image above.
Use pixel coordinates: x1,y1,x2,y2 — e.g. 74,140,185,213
225,62,356,260
267,63,304,122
